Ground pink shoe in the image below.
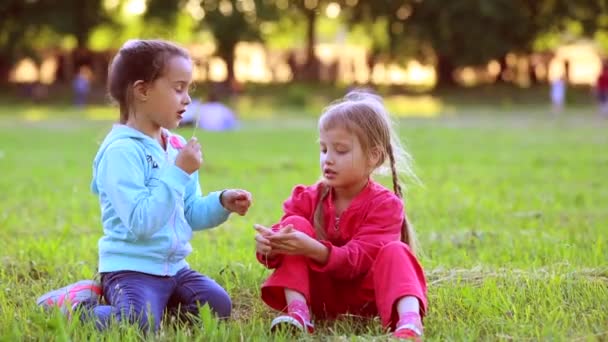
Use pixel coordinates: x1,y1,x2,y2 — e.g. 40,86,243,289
36,280,102,315
393,326,423,341
270,312,315,334
392,312,423,341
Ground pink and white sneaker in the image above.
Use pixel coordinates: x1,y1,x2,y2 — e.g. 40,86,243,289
270,312,315,334
392,312,423,341
36,280,102,315
393,326,423,341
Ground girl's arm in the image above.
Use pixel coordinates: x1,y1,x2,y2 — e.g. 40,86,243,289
307,240,330,264
255,184,316,268
97,145,191,240
183,173,231,231
309,196,403,279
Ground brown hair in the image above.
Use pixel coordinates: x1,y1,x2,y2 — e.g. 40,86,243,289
107,39,190,123
313,90,420,254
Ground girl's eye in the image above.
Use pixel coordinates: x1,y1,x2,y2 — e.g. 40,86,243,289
176,83,190,92
336,149,348,155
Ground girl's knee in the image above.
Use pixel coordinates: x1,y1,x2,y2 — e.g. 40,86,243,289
377,241,411,260
382,240,408,250
280,216,315,237
210,289,232,319
195,286,231,319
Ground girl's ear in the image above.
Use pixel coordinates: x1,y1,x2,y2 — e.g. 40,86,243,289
369,146,383,167
132,80,149,101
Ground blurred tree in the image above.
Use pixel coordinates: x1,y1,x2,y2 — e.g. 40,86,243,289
43,0,109,49
553,0,608,36
349,0,608,87
344,0,422,85
145,0,182,24
0,1,51,82
0,0,109,83
499,0,608,83
146,0,278,88
282,0,334,81
406,0,535,86
202,0,270,86
346,0,416,58
44,0,110,83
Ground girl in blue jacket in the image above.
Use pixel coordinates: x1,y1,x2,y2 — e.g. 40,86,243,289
37,39,252,332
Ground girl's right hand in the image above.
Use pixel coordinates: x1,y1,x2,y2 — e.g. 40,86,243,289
175,138,202,174
254,224,275,256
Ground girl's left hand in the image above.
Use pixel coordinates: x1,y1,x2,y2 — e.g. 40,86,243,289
220,189,252,215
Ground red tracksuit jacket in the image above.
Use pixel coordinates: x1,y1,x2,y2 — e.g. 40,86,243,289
257,180,404,279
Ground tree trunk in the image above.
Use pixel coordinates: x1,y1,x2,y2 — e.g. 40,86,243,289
224,49,235,85
76,34,88,50
497,54,508,83
436,55,456,87
63,52,75,84
526,53,539,85
304,9,319,82
0,55,11,84
564,60,570,84
217,42,237,96
365,52,375,86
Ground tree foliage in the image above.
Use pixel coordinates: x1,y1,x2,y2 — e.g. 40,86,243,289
2,0,608,85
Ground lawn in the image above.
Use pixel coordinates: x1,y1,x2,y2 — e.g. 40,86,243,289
0,104,606,341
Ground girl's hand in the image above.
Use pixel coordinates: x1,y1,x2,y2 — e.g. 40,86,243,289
254,224,275,256
267,225,327,263
175,138,202,174
221,189,252,215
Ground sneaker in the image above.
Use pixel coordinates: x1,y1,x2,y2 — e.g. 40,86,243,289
270,312,315,334
36,280,102,315
392,326,423,341
392,312,423,341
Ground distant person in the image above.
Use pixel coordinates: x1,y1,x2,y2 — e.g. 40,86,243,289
180,93,238,131
550,76,566,114
36,39,252,332
595,62,608,117
73,66,91,107
253,90,427,340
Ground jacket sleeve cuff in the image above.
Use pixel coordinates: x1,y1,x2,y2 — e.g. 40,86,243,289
309,240,345,273
208,190,231,217
161,164,192,195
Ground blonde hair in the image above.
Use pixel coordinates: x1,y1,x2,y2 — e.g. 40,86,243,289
313,90,420,254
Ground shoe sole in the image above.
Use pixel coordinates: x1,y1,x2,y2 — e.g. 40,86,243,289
270,315,314,334
270,315,305,333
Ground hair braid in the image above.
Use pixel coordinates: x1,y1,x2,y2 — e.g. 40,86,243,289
388,144,416,251
387,144,403,198
312,183,330,240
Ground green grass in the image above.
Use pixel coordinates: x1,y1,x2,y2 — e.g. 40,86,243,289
0,105,606,341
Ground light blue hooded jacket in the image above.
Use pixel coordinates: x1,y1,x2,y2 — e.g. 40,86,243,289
91,125,230,276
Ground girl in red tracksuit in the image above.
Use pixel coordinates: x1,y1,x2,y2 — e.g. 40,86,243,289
254,90,427,340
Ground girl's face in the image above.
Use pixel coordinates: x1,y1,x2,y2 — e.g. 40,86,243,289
140,56,193,130
319,127,376,190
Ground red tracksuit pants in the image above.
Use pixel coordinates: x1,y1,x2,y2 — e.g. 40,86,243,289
260,216,428,329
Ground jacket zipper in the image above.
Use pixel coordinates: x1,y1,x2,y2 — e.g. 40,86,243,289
164,146,180,275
